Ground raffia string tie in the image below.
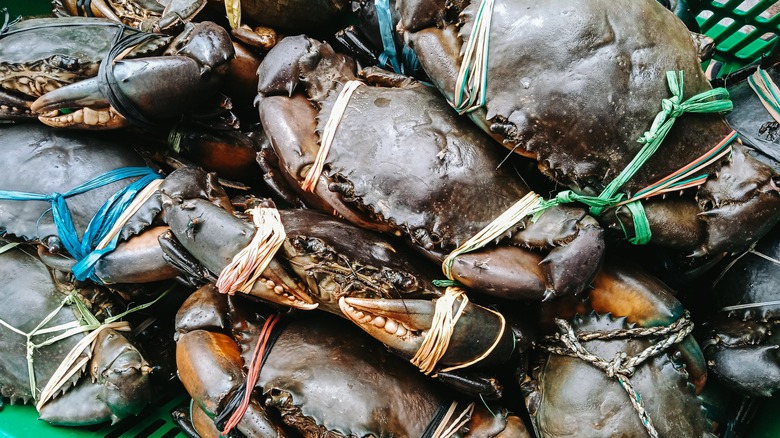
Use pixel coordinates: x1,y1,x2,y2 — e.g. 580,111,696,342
451,0,495,114
0,288,168,409
411,287,469,375
216,207,287,295
531,71,732,244
442,191,541,280
411,287,507,375
0,167,162,283
221,314,281,435
302,80,363,192
431,401,476,438
748,66,780,123
538,311,694,438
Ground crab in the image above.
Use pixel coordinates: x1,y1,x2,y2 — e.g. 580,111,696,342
698,224,780,397
721,61,780,169
0,123,253,287
255,35,605,302
0,17,234,129
522,261,711,437
158,171,528,396
174,283,530,437
0,244,153,425
394,0,780,271
53,0,350,33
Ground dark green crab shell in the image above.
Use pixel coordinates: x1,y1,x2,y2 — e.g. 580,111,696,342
0,124,161,245
0,246,90,404
0,17,169,118
314,82,533,251
399,0,733,195
526,312,711,437
711,224,780,322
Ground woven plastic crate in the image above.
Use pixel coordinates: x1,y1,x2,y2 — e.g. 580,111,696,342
689,0,780,76
0,389,188,438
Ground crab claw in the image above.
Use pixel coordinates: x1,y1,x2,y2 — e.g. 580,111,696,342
694,143,780,256
38,329,152,426
160,169,318,311
339,296,515,370
31,22,234,130
257,35,356,104
31,75,125,129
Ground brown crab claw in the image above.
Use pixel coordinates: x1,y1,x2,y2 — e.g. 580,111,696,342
339,296,515,370
31,79,126,129
58,0,125,22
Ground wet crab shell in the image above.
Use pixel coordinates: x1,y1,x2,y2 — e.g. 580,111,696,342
0,246,152,425
0,124,161,248
700,225,780,397
312,81,535,251
399,0,731,194
175,286,528,437
0,17,169,119
525,312,711,437
711,225,780,322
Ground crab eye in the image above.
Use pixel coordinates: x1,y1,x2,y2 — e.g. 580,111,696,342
48,54,79,71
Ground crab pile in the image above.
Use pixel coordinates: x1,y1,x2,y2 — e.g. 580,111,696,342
1,0,780,436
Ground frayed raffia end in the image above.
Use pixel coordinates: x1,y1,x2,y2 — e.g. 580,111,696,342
216,207,287,295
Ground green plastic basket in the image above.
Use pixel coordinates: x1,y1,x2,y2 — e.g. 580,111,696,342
0,389,188,438
689,0,780,76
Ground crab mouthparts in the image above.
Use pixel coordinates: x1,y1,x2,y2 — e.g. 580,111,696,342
37,107,126,129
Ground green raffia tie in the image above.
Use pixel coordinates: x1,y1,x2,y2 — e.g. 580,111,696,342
533,71,733,244
0,288,170,403
748,66,780,123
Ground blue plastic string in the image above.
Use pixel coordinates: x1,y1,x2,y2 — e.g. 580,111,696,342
0,167,162,282
375,0,402,74
374,0,420,74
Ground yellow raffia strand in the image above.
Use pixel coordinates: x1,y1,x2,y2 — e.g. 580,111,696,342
437,305,505,374
451,0,495,114
302,80,363,192
36,321,130,410
411,287,469,375
225,0,241,29
95,178,163,250
431,401,476,438
216,207,287,295
442,192,541,280
0,288,169,408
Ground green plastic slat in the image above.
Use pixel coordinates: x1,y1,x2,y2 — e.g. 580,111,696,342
690,0,780,76
0,389,188,438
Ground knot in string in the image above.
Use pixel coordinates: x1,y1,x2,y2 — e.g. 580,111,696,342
538,312,694,438
0,167,162,283
46,192,62,203
661,95,684,118
529,71,732,246
606,351,629,378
